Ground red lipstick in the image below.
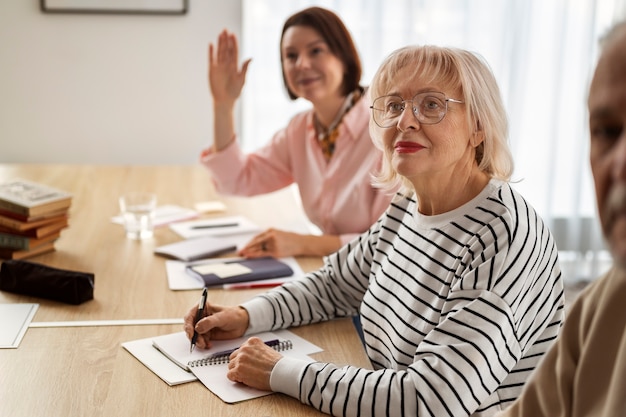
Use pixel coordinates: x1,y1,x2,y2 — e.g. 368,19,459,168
394,141,424,154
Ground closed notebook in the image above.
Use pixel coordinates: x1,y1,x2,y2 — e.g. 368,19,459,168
185,257,293,287
154,236,236,262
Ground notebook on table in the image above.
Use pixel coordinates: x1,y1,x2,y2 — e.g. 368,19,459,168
185,257,293,287
124,330,322,403
154,235,237,262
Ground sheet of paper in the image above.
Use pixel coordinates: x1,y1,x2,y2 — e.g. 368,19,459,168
121,336,198,386
112,204,198,228
169,215,261,239
0,303,39,348
165,256,304,290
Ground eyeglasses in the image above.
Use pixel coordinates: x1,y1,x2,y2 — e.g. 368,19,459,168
370,92,464,128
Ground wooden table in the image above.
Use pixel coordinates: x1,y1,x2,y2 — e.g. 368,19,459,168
0,164,371,417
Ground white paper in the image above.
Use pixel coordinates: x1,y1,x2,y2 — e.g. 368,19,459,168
165,256,304,291
0,303,39,348
122,337,198,386
189,262,252,278
169,215,261,239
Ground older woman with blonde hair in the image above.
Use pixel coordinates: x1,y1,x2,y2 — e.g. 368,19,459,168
184,45,564,417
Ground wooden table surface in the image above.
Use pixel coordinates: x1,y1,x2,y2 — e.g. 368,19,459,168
0,164,371,417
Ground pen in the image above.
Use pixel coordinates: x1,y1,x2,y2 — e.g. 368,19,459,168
190,222,239,230
190,287,208,353
208,339,280,359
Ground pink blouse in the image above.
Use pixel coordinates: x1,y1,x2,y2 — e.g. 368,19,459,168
200,97,393,245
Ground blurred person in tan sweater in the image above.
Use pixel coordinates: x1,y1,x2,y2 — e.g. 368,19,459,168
495,20,626,417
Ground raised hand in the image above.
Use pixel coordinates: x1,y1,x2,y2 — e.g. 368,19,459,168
208,29,252,105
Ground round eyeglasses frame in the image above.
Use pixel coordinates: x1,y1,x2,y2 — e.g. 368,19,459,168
370,92,464,128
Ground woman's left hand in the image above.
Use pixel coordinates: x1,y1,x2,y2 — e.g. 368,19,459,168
226,337,283,391
238,228,343,258
238,228,302,258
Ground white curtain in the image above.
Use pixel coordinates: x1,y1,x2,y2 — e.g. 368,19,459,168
240,0,626,280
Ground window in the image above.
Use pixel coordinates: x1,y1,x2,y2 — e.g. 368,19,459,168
240,0,626,279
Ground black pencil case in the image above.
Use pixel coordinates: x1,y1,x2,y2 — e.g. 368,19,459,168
0,260,94,305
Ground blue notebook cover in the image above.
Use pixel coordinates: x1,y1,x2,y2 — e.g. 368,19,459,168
185,257,293,287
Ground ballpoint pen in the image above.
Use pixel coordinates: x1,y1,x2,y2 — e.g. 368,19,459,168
207,339,280,359
190,222,239,230
190,287,208,353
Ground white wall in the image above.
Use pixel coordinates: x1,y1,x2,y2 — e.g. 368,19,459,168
0,0,240,165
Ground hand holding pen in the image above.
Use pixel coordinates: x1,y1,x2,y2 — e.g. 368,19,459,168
184,297,251,350
190,288,208,353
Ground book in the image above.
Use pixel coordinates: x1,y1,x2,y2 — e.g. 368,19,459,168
0,208,69,224
0,231,61,250
185,257,294,287
0,179,72,217
126,330,321,403
154,236,237,262
0,217,68,238
0,241,56,260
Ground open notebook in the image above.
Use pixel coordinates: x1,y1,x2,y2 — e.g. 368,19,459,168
123,329,322,403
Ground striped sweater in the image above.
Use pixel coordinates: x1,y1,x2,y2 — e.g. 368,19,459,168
242,179,565,417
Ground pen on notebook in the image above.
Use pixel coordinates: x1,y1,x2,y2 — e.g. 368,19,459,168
209,339,280,359
190,287,208,353
222,282,284,290
190,222,239,230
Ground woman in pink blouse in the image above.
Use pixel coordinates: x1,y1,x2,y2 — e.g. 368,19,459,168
201,7,392,258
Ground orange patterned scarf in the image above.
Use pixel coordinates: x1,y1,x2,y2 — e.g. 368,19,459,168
317,89,362,161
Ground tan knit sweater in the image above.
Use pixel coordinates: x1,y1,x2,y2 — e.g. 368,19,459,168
496,266,626,416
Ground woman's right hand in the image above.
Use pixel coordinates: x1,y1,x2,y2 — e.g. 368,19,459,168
208,29,252,105
183,301,250,349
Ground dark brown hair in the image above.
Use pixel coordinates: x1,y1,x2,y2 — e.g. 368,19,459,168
280,7,362,100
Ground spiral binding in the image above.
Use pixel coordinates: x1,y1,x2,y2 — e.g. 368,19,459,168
188,339,293,368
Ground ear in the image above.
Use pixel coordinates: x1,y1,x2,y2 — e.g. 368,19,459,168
471,121,485,148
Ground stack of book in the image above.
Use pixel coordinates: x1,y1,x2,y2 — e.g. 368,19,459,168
0,179,72,260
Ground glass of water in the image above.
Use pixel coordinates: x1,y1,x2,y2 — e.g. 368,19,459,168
119,192,157,240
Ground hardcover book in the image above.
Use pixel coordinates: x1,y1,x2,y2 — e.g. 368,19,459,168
0,179,72,217
0,212,68,232
0,241,56,260
0,231,61,250
0,217,68,239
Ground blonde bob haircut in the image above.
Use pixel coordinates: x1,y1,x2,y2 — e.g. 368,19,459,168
368,45,514,194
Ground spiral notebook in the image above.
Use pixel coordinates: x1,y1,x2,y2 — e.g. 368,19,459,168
143,330,322,403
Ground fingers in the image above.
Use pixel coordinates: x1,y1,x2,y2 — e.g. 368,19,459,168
185,304,249,344
240,58,252,80
183,304,199,340
239,231,273,258
216,29,236,66
226,337,281,390
183,301,215,340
